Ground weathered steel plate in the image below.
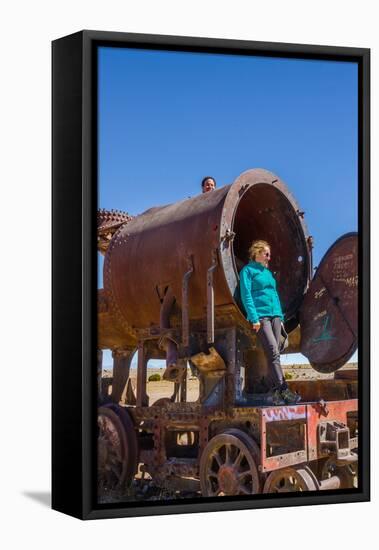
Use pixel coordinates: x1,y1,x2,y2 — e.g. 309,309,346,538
299,233,358,373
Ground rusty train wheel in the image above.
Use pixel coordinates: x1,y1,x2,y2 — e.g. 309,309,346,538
199,429,260,497
320,458,356,489
97,404,138,498
223,428,266,491
263,466,319,493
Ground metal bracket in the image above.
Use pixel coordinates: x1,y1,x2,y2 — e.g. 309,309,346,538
221,228,236,244
207,249,219,344
318,419,353,461
315,398,329,417
157,330,180,351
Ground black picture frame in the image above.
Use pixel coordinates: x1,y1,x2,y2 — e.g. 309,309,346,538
52,30,370,520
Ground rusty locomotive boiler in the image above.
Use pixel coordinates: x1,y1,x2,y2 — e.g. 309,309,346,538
97,168,358,499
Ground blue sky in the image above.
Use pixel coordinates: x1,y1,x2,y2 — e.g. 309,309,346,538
98,46,358,367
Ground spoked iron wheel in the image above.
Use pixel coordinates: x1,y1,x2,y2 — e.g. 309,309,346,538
263,466,319,493
97,404,138,498
320,457,357,489
200,429,260,497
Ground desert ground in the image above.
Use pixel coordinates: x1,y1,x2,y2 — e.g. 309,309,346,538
102,362,358,405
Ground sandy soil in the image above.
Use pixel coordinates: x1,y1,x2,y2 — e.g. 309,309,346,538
102,362,357,405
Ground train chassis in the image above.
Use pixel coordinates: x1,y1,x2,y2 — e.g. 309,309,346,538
98,394,358,498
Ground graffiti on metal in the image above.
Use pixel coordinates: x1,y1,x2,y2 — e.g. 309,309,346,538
263,406,306,422
312,314,337,343
314,287,326,300
332,253,354,272
332,275,358,288
313,309,327,322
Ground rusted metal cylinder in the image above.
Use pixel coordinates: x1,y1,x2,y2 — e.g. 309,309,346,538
318,475,341,490
104,169,311,335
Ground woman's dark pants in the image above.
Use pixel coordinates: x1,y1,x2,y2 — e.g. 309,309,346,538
256,316,284,388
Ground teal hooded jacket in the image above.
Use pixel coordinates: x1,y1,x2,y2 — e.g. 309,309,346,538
239,261,284,323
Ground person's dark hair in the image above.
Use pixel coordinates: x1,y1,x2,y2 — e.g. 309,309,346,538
201,176,217,189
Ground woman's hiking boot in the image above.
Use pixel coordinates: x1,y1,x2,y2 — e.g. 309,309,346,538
280,387,302,404
270,383,302,406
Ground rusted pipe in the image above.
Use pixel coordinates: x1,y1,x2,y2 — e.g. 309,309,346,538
182,256,194,347
319,476,341,490
136,341,148,407
160,287,178,368
97,349,103,400
207,249,219,344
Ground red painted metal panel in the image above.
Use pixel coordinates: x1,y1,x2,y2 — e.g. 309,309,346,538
259,400,358,472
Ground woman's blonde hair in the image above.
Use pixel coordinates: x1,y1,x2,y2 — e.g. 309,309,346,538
249,239,270,261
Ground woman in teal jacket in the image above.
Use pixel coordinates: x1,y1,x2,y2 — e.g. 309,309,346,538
239,239,300,405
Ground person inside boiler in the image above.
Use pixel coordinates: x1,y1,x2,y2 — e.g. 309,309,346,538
239,239,301,405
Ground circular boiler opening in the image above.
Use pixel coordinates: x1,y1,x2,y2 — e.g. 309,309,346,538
231,183,309,322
